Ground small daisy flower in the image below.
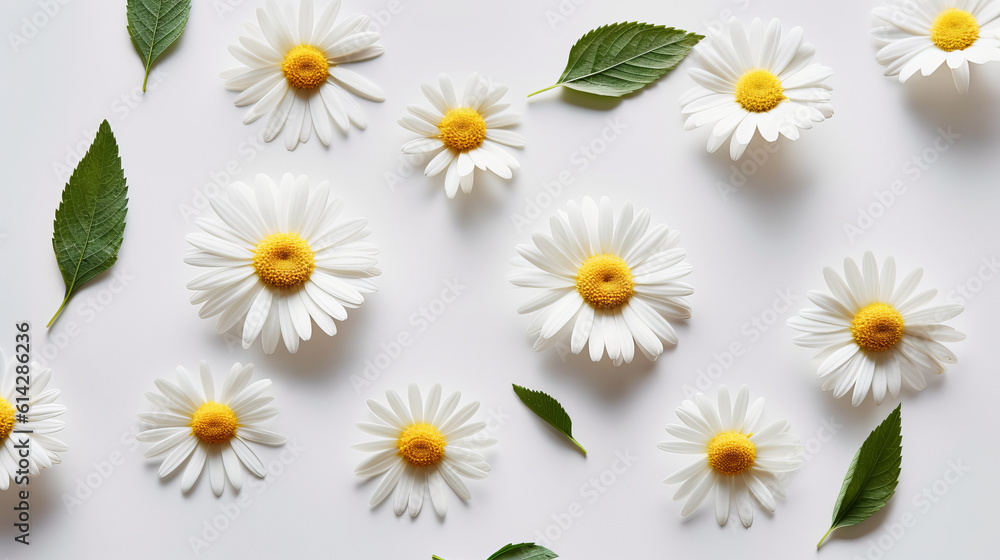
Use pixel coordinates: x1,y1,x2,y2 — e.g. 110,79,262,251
222,0,386,150
872,0,1000,93
185,173,381,354
137,362,286,496
659,385,803,527
354,384,495,517
0,352,67,490
508,197,693,366
788,252,965,406
681,18,833,160
400,74,524,198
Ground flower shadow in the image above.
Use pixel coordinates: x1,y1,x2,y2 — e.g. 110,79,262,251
234,300,378,380
701,132,814,202
538,343,661,401
900,65,1000,141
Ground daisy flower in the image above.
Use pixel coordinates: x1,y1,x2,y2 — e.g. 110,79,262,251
137,362,286,496
659,385,803,527
400,74,524,198
788,252,965,406
354,384,495,517
681,18,833,160
0,351,67,490
872,0,1000,93
185,173,381,354
222,0,386,150
508,197,693,365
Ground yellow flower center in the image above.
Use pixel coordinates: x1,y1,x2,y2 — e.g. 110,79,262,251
252,232,316,289
281,44,330,90
576,254,634,309
931,8,979,51
734,69,787,113
438,107,487,152
851,303,905,352
397,423,447,467
707,431,756,475
190,402,239,445
0,397,16,443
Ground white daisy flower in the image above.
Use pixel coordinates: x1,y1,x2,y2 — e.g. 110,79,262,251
222,0,386,150
681,18,833,160
185,173,381,354
0,351,67,490
659,385,803,527
872,0,1000,93
137,362,286,496
400,74,524,198
508,197,693,366
788,252,965,406
354,383,495,517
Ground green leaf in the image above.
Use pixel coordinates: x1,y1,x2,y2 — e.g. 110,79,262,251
49,120,129,328
512,384,586,455
126,0,191,91
487,543,558,560
431,543,558,560
528,22,703,98
818,404,902,548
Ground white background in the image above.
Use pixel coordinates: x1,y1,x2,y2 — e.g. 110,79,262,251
1,0,998,558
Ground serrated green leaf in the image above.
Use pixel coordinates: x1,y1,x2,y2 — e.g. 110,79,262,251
48,120,129,328
512,384,585,455
818,404,902,548
126,0,191,91
528,22,703,98
431,542,558,560
487,543,558,560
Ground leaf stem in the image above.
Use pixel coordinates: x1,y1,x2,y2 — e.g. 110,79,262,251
47,296,70,328
570,437,587,456
526,84,559,97
817,527,835,548
142,67,150,92
431,556,446,560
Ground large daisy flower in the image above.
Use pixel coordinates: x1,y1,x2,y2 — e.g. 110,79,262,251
508,197,693,365
399,74,524,198
659,385,803,527
137,362,286,496
681,18,833,160
872,0,1000,93
354,384,495,517
788,252,965,406
222,0,386,150
185,173,381,354
0,351,67,490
